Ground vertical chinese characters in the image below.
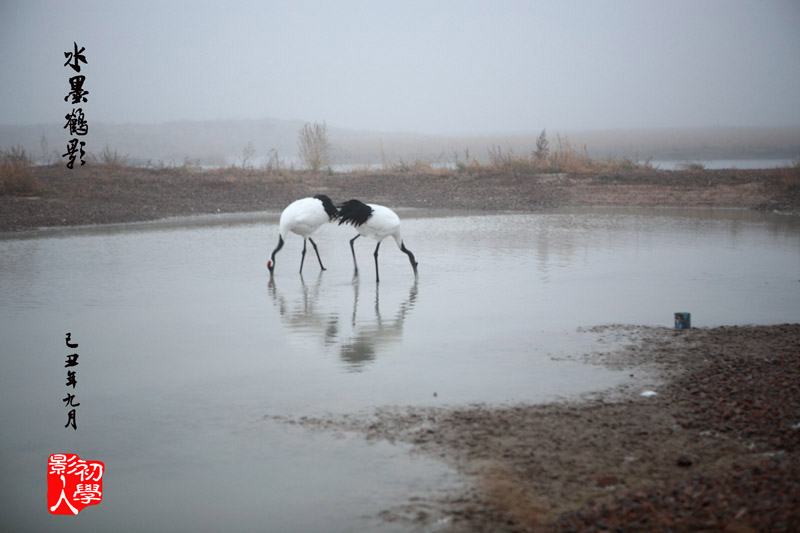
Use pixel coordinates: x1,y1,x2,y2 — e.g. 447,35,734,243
64,333,79,430
62,42,88,168
49,337,105,515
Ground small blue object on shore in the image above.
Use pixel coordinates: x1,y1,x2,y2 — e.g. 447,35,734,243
674,312,691,330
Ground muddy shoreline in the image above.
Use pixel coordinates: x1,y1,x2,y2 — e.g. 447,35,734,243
277,325,800,532
3,165,799,530
1,164,798,233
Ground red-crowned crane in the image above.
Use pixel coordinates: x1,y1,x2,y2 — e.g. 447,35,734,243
267,194,338,276
337,199,418,282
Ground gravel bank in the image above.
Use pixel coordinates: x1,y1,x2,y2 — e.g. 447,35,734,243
1,165,798,233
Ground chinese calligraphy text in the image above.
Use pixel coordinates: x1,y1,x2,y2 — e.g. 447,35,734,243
62,42,88,168
63,332,79,430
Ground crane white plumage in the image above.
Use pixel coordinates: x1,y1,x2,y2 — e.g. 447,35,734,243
268,194,338,275
337,199,418,282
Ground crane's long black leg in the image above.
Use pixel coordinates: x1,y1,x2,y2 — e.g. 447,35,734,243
268,235,284,275
349,234,360,276
400,241,419,279
373,241,381,283
299,238,307,274
308,237,326,271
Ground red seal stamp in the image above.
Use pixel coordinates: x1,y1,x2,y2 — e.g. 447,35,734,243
47,453,104,515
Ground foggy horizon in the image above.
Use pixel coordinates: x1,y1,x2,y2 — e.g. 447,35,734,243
2,0,799,136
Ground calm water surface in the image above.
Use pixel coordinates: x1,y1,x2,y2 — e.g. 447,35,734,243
1,207,798,531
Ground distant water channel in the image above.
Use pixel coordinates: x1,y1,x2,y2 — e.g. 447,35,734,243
648,158,795,170
215,157,796,172
2,208,799,531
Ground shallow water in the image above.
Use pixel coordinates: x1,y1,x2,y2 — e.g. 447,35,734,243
648,158,795,170
1,207,799,530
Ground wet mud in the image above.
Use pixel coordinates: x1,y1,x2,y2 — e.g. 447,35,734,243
274,325,800,531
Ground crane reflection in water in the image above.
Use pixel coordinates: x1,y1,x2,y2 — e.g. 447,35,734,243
267,275,419,372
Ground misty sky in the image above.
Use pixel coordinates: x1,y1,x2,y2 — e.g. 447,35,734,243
1,0,799,134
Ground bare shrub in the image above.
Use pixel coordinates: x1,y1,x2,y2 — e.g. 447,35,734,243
454,148,481,173
380,140,388,170
40,134,52,166
534,128,549,162
297,121,332,172
261,148,284,174
241,141,255,169
90,144,128,167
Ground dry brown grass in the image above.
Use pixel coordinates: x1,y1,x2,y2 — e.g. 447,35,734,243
479,135,654,175
1,146,40,195
776,164,800,190
390,157,451,175
89,144,129,167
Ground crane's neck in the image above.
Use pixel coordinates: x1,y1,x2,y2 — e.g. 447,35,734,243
268,235,284,273
399,240,418,279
